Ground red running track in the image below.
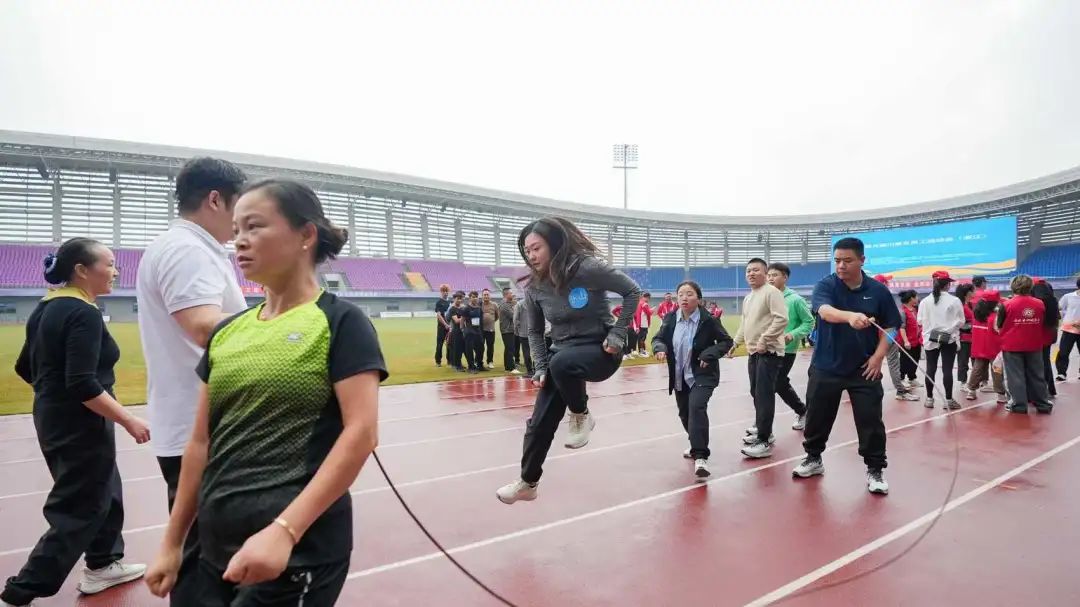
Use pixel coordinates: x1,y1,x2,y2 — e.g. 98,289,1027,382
0,353,1078,606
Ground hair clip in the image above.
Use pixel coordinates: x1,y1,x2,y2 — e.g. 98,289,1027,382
43,253,58,273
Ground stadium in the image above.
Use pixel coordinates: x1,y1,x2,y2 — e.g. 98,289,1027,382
2,129,1080,607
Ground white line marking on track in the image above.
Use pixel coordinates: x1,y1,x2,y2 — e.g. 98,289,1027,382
742,432,1080,607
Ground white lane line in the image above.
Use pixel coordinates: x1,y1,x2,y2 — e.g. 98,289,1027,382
340,399,998,582
743,432,1080,607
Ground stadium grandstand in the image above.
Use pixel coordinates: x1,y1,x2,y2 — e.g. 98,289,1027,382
1,129,1079,322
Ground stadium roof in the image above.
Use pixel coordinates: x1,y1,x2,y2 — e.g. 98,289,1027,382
3,129,1080,230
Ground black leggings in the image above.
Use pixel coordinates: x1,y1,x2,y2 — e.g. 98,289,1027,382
1042,345,1057,397
925,342,958,400
900,345,921,381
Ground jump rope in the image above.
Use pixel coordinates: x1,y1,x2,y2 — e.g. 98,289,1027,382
371,317,966,607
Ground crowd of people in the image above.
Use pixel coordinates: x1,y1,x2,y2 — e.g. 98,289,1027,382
4,151,1078,605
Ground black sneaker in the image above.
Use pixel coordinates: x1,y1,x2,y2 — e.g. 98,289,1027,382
1035,405,1053,414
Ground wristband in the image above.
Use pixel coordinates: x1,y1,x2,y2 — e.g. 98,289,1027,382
273,517,299,545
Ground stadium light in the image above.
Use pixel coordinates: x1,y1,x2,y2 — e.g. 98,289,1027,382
612,144,638,210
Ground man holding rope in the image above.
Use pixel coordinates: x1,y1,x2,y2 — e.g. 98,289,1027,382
793,237,901,495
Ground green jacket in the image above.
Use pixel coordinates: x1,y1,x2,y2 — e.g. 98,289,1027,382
782,287,814,354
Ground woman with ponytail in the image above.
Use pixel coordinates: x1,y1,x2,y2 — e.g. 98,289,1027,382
146,179,387,605
3,239,150,607
917,270,966,409
496,217,642,504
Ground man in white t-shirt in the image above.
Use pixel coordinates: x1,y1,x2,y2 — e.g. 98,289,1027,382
135,157,247,605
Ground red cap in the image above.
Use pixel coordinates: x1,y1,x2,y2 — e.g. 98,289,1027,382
982,290,1001,303
873,274,892,284
931,270,954,282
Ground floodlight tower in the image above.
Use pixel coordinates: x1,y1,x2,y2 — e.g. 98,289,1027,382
612,144,638,210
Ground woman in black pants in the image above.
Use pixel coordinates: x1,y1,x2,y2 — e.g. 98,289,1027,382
955,283,976,385
917,271,966,409
651,281,733,480
3,239,151,607
1032,280,1060,399
496,217,641,504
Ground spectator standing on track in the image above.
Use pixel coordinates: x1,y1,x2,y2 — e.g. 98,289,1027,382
144,179,386,606
446,291,466,371
793,237,900,496
481,288,499,369
434,284,452,367
972,275,989,303
652,280,733,480
965,290,1007,403
1031,279,1059,399
513,295,534,375
4,239,150,607
955,283,976,386
873,274,918,402
135,157,249,605
918,271,965,410
498,288,518,373
766,262,813,431
729,258,788,459
1055,278,1080,381
897,290,923,390
496,217,640,504
997,275,1053,413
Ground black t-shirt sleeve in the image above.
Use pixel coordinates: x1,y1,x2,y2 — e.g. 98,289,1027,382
321,295,389,384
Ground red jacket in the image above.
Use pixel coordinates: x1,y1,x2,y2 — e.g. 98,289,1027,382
902,306,922,347
998,295,1046,353
960,304,974,343
710,306,723,318
656,300,678,319
634,300,653,331
970,317,1001,360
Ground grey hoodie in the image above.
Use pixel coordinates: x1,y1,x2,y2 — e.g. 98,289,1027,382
524,255,642,377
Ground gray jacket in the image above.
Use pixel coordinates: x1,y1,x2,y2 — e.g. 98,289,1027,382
513,299,530,337
524,255,642,377
498,300,516,334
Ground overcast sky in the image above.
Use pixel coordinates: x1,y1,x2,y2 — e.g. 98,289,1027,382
2,0,1078,216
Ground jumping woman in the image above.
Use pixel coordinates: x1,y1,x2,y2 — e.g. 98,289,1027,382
496,217,642,504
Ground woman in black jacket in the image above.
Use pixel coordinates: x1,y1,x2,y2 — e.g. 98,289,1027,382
3,238,150,607
652,280,734,480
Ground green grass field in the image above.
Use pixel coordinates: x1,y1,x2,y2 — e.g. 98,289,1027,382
0,315,743,415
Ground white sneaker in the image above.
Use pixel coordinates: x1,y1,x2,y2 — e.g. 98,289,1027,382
694,459,711,480
741,441,773,459
623,354,631,361
946,399,961,410
792,414,806,431
924,397,936,409
510,369,522,375
77,561,146,595
486,362,495,369
745,425,757,436
896,392,920,402
564,412,595,449
792,455,825,478
496,479,538,504
742,433,776,446
979,385,997,393
682,447,692,459
867,469,889,495
965,389,977,401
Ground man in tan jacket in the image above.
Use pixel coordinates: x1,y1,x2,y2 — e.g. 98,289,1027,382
731,258,789,458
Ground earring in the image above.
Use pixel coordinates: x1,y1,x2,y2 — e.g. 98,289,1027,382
303,245,309,250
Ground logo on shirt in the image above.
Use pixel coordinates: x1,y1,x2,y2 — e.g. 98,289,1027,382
286,332,304,343
1022,307,1035,319
568,287,589,309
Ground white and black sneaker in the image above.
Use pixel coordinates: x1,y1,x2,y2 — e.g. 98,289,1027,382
741,441,773,459
924,397,936,409
1056,374,1067,382
742,433,776,446
745,425,757,436
965,388,977,401
792,414,807,431
896,391,920,402
694,459,711,480
867,469,889,495
792,455,825,478
946,399,961,410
